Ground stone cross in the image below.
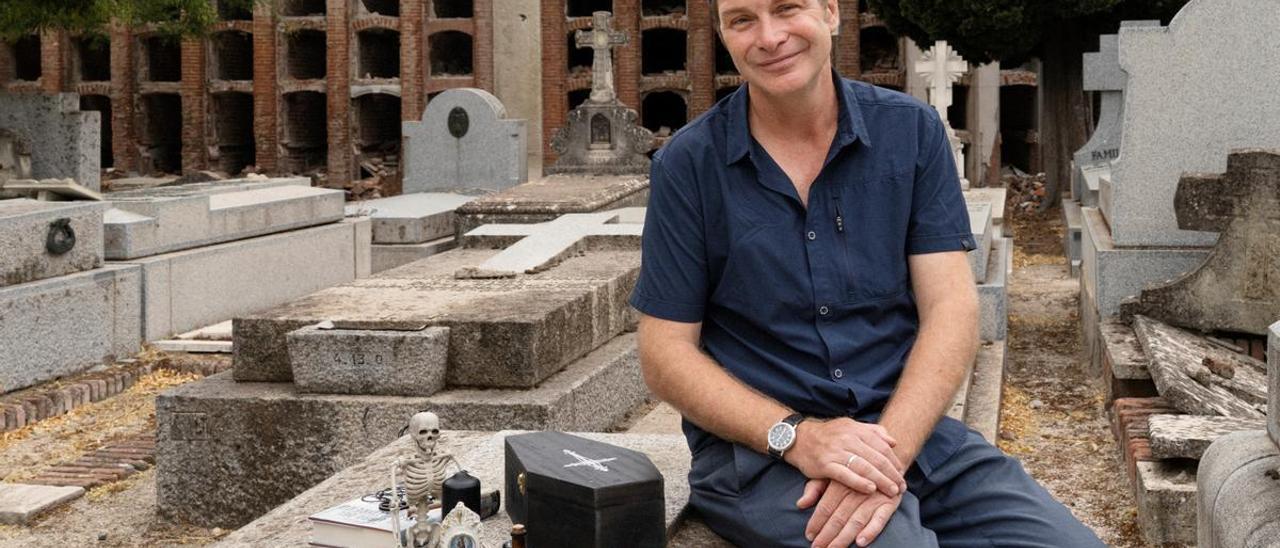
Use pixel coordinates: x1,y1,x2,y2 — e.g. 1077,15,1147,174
914,41,969,189
455,209,644,279
1120,149,1280,335
575,11,629,104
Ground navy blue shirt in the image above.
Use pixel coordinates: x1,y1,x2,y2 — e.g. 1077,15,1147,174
629,75,976,477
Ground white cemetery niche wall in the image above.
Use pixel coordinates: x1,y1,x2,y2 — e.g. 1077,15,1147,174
402,88,528,194
1104,0,1280,247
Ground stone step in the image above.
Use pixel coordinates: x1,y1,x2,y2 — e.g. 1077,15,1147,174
0,484,85,525
350,192,475,245
977,237,1010,341
1134,460,1196,548
371,235,457,275
158,332,651,528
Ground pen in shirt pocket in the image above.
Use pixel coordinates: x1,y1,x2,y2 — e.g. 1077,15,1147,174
832,194,845,233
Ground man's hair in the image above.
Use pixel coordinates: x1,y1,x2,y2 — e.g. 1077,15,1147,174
707,0,720,26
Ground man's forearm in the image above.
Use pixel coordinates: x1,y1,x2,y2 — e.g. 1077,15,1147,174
878,294,978,468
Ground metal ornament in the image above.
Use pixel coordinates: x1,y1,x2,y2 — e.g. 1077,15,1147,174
448,107,470,139
46,218,76,255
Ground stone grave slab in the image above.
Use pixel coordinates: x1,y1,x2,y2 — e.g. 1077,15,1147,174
1061,198,1082,276
977,237,1009,341
963,340,1006,443
963,187,1006,235
0,198,105,288
402,88,527,194
0,93,100,191
1104,0,1280,247
371,236,457,274
0,483,85,524
217,430,689,546
1135,460,1196,547
1270,320,1279,445
288,324,451,396
0,264,141,392
1147,414,1266,459
1121,150,1280,336
158,333,649,528
1079,206,1208,317
233,248,640,385
966,202,993,283
458,210,643,278
104,177,344,260
1196,430,1280,548
454,174,649,234
351,192,476,244
1132,315,1267,419
124,218,371,341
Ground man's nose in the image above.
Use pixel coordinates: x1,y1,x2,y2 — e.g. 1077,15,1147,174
754,16,788,52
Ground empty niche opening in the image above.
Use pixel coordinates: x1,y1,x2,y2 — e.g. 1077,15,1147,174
74,35,111,82
361,0,400,17
948,84,968,130
217,0,254,20
286,29,327,79
568,89,591,110
140,93,183,174
357,28,400,78
282,0,326,16
714,36,736,74
567,0,611,17
642,91,687,137
429,31,472,76
13,35,42,81
641,29,686,74
353,93,402,178
432,0,472,18
859,26,898,73
642,0,685,16
282,91,328,172
1000,85,1037,172
567,32,592,74
212,92,256,175
142,35,182,82
79,95,113,168
213,30,254,80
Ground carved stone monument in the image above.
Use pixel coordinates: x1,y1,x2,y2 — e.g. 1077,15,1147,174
548,11,654,175
915,41,969,190
1120,149,1280,335
402,88,528,194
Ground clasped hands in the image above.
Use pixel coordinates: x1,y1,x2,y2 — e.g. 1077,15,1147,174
784,418,908,548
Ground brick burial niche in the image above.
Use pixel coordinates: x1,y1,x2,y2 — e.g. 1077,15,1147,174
12,34,42,82
281,91,327,173
212,92,256,175
212,30,254,81
140,93,183,174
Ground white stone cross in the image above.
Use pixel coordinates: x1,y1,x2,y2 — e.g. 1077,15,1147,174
915,41,970,189
575,11,629,104
455,208,644,279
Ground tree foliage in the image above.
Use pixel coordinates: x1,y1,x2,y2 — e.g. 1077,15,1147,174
865,0,1189,64
0,0,260,41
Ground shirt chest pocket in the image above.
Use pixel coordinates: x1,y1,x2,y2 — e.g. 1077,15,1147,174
830,173,912,304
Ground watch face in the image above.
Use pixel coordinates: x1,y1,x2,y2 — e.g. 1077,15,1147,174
768,422,795,451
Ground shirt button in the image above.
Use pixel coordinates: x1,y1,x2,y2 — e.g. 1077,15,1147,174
833,369,844,379
818,306,830,316
806,231,817,241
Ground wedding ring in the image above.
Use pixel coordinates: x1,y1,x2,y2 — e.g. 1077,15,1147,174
845,454,859,468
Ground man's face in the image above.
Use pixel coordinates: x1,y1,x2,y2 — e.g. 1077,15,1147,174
716,0,838,98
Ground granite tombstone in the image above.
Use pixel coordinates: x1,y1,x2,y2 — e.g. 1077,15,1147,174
402,88,528,194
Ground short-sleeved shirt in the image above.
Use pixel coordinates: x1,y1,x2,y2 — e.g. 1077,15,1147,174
628,73,976,477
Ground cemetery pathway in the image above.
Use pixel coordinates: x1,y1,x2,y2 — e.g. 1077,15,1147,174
1000,210,1146,547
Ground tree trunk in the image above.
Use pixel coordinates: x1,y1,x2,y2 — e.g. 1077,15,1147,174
1036,23,1093,213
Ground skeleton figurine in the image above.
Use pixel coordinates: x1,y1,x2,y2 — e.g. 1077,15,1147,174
398,412,460,548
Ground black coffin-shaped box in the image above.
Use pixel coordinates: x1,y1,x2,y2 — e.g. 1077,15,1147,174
504,432,665,548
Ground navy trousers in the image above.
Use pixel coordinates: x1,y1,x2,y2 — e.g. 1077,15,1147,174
689,428,1104,547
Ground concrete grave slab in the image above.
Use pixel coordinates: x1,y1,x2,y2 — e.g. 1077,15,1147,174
1196,430,1280,548
963,340,1006,443
402,88,527,194
966,202,993,284
1104,1,1280,246
454,174,648,234
977,237,1009,341
0,484,85,525
1079,206,1208,317
963,187,1006,232
104,177,344,259
1148,414,1266,459
218,430,689,546
458,210,643,278
233,248,639,386
1121,150,1280,336
0,264,141,392
0,198,105,288
1061,198,1082,276
350,192,476,244
371,236,457,274
1132,315,1267,419
288,324,451,396
1135,460,1197,547
158,333,650,528
124,218,371,341
0,93,100,191
1270,320,1279,445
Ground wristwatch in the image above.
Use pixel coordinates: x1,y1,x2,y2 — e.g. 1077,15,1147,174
767,413,805,460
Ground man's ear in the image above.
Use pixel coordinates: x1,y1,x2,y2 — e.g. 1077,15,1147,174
825,0,841,35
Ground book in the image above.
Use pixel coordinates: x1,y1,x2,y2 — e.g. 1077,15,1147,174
309,496,420,548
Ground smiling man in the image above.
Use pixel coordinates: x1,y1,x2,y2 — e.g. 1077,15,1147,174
628,1,1105,547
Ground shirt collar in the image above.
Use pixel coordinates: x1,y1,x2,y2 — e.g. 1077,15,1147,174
723,69,872,166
